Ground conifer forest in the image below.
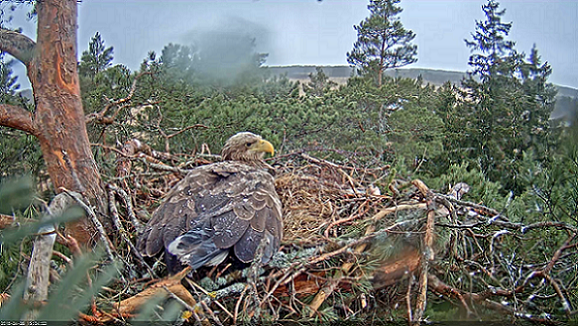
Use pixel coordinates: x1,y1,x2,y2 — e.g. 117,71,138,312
0,0,577,324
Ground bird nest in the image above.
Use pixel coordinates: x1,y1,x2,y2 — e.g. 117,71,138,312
7,141,576,324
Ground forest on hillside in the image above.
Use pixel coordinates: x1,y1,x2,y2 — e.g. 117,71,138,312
0,0,577,324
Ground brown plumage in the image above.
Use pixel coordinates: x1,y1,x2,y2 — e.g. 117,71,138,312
137,132,283,272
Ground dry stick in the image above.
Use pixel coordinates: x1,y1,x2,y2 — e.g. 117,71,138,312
159,124,209,153
324,200,372,238
52,250,73,265
115,138,153,191
307,203,427,317
61,189,131,292
544,233,577,274
264,215,421,309
55,230,83,258
107,184,143,233
301,153,351,171
437,193,500,217
307,277,340,318
85,71,151,124
520,233,577,317
184,278,234,320
23,193,76,319
106,186,157,278
199,300,224,326
162,286,195,310
406,274,413,321
60,188,116,262
233,286,248,325
146,160,191,174
372,203,428,222
299,152,391,173
108,267,193,321
412,199,436,326
427,274,557,324
543,273,572,318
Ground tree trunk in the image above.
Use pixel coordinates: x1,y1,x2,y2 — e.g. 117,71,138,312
0,0,106,245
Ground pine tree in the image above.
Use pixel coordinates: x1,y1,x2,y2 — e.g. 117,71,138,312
302,67,337,97
449,0,557,194
79,32,114,79
464,0,517,83
347,0,417,87
0,55,20,102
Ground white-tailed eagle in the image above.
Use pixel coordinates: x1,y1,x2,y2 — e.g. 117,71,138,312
137,132,283,272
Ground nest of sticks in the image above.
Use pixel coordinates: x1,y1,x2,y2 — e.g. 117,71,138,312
12,139,576,324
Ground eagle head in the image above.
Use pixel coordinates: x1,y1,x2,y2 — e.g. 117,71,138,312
221,132,275,163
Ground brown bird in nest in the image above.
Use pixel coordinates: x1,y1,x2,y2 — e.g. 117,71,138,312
137,132,283,273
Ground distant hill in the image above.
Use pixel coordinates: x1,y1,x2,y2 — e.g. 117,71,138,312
266,65,578,99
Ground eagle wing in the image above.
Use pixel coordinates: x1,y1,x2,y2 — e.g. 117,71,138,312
137,161,283,270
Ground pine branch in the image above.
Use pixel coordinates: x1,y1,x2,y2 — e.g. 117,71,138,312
0,104,37,136
0,29,36,65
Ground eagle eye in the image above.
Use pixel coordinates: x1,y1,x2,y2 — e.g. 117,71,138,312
246,141,255,147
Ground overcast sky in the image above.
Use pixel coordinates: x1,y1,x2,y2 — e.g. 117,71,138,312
6,0,578,88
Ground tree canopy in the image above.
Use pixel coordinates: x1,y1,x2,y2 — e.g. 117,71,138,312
347,0,417,86
0,0,577,324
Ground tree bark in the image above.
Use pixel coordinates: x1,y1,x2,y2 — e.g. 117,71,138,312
0,29,36,64
0,0,107,245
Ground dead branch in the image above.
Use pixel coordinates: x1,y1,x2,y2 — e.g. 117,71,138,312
107,185,156,278
31,150,575,323
107,183,142,232
85,72,151,124
412,199,436,325
146,161,191,174
60,188,116,262
24,192,76,312
105,267,193,321
158,124,210,153
115,139,152,183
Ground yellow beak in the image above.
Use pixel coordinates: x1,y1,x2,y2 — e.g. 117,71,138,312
253,139,275,156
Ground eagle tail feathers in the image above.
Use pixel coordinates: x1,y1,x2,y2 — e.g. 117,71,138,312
168,232,228,270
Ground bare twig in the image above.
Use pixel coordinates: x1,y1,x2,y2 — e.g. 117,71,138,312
107,183,143,233
85,72,151,124
107,185,156,278
412,199,436,325
60,188,116,262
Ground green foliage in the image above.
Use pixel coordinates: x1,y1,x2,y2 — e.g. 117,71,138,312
79,32,114,79
0,55,42,181
0,249,119,322
465,0,515,82
120,50,446,168
0,175,34,214
441,0,557,195
0,176,35,291
0,56,20,98
302,66,337,97
388,102,444,170
347,0,417,85
2,2,578,321
426,162,505,208
156,36,268,89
